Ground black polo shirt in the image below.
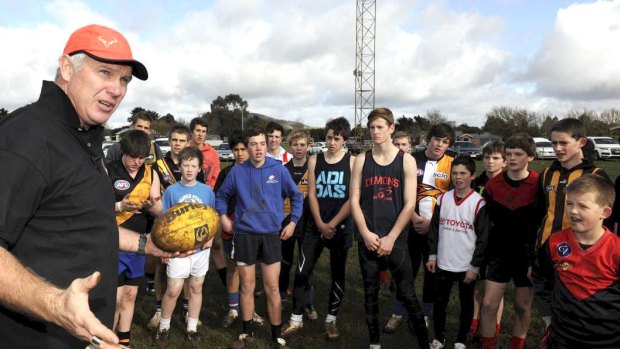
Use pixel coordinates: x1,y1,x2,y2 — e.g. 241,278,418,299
0,81,118,348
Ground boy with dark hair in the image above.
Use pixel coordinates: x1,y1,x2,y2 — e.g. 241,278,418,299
427,156,489,349
266,121,292,164
216,132,267,329
107,130,163,348
155,147,215,347
216,127,303,349
388,122,455,332
535,118,610,328
105,111,163,165
480,133,539,349
351,108,430,349
282,117,354,340
469,141,506,340
534,174,620,349
189,117,220,189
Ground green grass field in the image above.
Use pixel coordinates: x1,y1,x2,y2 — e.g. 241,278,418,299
129,159,620,348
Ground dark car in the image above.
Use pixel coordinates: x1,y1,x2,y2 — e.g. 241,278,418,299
452,141,482,159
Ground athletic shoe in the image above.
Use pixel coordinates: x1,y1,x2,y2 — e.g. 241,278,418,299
303,305,319,321
154,329,170,349
223,309,239,328
453,343,466,349
324,321,340,340
147,310,161,330
145,281,156,295
229,333,255,349
383,314,403,334
273,337,290,348
281,320,303,336
253,312,266,325
430,339,445,349
186,331,203,347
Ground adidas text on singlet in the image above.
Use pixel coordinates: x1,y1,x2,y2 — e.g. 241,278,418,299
312,152,353,235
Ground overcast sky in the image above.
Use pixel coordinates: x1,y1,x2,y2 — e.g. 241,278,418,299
1,0,619,128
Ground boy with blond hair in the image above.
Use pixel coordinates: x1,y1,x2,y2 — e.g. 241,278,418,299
534,174,620,349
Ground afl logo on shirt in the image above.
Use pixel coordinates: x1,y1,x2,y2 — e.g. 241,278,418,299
114,180,130,190
417,168,424,176
557,242,572,257
545,185,555,192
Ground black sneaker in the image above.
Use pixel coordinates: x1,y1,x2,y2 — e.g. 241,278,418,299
187,331,203,347
229,333,255,349
154,329,170,349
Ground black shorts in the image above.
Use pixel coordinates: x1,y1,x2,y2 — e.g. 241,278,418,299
302,229,353,250
118,273,142,287
223,238,234,259
232,233,282,265
486,256,532,288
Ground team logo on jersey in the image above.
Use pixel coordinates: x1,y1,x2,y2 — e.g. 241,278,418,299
300,178,309,185
163,174,174,183
557,242,572,257
417,168,424,176
374,186,393,201
554,261,572,271
114,180,130,190
545,185,555,192
417,183,443,201
433,172,449,179
266,174,278,184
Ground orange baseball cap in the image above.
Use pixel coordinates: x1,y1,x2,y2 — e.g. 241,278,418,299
63,24,148,80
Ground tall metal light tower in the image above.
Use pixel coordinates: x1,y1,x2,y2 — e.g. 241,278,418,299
354,0,376,136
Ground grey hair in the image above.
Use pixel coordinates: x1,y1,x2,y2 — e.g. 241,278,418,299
55,53,88,80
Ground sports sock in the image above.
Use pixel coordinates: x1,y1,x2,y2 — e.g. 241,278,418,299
482,336,496,349
290,314,303,324
228,292,240,312
159,317,171,331
379,270,388,284
155,300,162,312
271,323,282,342
304,286,314,307
496,323,501,335
325,314,337,323
217,267,227,287
182,298,189,312
118,331,130,346
510,336,526,349
243,320,253,335
187,317,199,332
469,318,479,334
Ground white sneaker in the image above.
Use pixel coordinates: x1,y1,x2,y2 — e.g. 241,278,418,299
369,344,381,349
454,343,466,349
430,339,445,349
147,310,161,329
223,309,239,328
253,312,266,325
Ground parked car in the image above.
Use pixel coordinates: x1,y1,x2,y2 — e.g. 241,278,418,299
217,143,234,161
533,137,556,160
453,141,482,159
309,142,327,155
414,142,427,151
588,136,620,160
154,138,171,154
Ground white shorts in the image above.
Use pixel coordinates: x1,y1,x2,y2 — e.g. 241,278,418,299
166,249,211,279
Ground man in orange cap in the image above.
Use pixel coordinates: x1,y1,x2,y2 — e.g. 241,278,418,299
0,24,181,349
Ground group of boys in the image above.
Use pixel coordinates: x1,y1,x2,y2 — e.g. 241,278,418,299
110,107,619,349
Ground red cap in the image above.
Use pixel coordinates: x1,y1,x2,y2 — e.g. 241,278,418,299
63,24,148,80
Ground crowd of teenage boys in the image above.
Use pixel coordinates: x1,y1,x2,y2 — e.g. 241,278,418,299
111,107,620,349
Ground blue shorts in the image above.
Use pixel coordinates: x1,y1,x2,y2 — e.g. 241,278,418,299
118,252,145,286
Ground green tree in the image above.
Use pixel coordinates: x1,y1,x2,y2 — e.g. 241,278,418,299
457,123,482,134
208,94,250,138
127,107,160,124
0,107,8,121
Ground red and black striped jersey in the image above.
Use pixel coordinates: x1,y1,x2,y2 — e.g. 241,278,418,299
534,228,620,348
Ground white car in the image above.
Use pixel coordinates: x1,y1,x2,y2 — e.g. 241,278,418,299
588,136,620,160
309,142,327,155
533,137,556,160
154,138,171,154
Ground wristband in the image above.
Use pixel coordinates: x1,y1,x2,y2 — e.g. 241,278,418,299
137,234,147,256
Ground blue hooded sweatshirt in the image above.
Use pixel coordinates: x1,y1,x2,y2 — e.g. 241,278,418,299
215,157,303,235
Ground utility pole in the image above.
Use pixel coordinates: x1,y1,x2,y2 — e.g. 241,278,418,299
354,0,376,138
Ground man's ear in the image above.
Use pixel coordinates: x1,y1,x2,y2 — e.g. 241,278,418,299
58,55,75,81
